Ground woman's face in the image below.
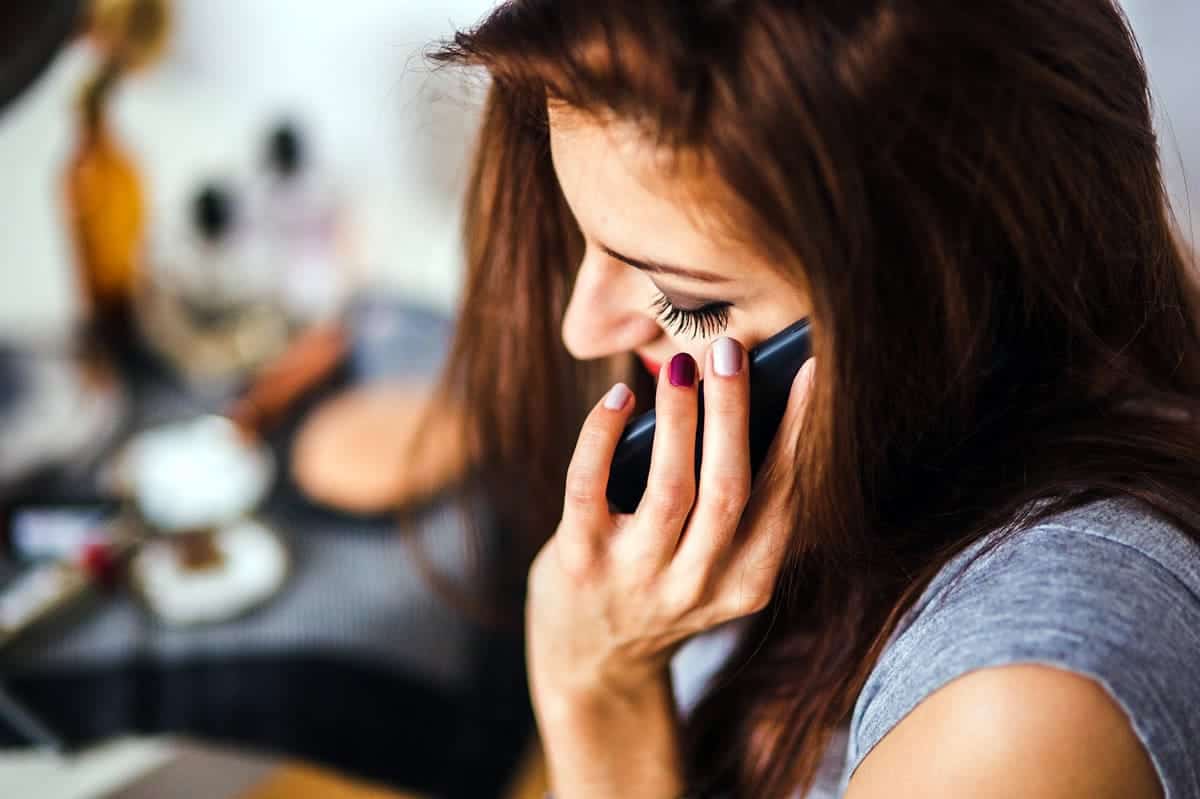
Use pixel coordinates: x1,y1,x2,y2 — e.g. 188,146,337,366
550,105,811,377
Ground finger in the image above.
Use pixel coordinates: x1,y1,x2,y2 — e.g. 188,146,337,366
633,352,700,556
674,337,751,572
719,357,816,618
561,383,636,538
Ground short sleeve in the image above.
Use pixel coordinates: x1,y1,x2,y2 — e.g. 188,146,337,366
846,502,1200,799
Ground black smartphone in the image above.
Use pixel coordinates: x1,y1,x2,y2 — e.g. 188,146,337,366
606,318,812,513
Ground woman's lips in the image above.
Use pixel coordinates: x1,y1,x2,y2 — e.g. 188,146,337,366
638,354,662,377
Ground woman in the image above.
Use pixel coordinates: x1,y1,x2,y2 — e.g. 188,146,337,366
430,1,1200,796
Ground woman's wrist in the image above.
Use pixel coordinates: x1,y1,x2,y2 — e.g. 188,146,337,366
531,650,668,715
533,669,665,733
534,669,686,799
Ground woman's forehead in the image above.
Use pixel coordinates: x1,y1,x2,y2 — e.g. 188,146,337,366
548,106,759,279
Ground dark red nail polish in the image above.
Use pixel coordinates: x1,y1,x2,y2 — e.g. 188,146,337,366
668,353,696,387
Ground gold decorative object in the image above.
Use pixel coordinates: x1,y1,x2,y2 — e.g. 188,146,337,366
88,0,172,72
65,62,144,345
63,0,171,352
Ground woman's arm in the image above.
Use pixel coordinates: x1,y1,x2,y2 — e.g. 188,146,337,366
533,673,683,799
845,664,1162,799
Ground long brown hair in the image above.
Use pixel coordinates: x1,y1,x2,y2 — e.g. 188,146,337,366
430,1,1200,795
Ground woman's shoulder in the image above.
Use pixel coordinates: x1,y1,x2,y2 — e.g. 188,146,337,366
903,496,1200,625
846,496,1200,796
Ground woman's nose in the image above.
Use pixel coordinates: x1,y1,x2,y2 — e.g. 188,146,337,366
561,250,661,361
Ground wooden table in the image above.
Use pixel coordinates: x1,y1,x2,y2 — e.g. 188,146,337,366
1,735,552,799
102,739,424,799
233,763,422,799
106,738,553,799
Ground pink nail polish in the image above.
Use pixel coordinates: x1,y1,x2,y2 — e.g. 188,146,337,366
604,382,632,410
712,337,742,377
668,353,696,388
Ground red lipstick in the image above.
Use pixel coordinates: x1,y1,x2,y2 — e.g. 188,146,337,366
638,354,662,377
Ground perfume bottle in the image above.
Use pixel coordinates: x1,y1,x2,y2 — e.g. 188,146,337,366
136,180,289,391
177,181,276,306
63,0,171,359
64,61,145,356
255,121,351,323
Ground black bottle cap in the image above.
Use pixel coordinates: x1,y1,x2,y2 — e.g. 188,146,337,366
267,121,304,178
192,183,236,242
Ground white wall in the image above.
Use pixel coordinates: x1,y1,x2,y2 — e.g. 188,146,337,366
0,0,497,338
1122,0,1200,245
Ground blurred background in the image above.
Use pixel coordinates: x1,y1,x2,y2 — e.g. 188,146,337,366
0,0,491,337
0,1,1194,798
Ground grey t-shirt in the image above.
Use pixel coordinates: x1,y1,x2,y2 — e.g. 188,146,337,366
670,497,1200,798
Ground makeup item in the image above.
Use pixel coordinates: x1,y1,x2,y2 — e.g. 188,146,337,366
0,522,138,647
5,502,118,564
0,562,92,645
129,517,288,626
606,318,812,513
136,179,291,390
65,60,145,356
255,121,351,324
120,415,274,533
291,380,469,514
177,181,277,302
89,0,172,72
63,0,172,359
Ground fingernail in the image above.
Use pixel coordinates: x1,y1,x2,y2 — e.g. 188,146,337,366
604,382,632,410
668,353,696,388
712,337,742,377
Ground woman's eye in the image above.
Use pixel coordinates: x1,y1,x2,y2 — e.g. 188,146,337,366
651,292,732,338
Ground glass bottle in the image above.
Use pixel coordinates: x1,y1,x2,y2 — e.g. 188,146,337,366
64,60,145,355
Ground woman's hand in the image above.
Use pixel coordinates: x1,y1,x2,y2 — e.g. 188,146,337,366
527,336,815,797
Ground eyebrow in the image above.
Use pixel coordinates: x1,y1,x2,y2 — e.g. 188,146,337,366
600,244,731,284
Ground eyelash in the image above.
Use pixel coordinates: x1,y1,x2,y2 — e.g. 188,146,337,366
651,292,733,338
